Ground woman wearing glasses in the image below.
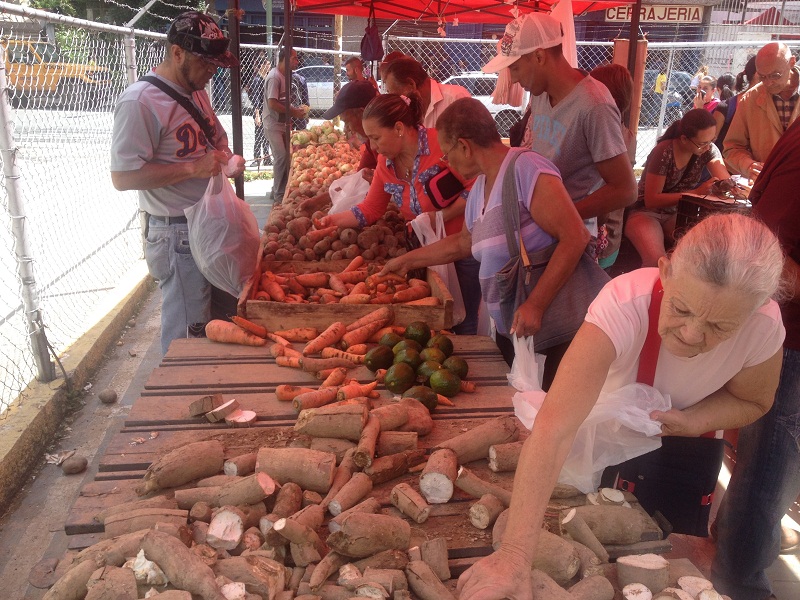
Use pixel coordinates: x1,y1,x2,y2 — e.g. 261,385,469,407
625,109,730,268
317,93,481,334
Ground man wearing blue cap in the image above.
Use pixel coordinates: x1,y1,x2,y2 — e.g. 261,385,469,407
110,11,245,354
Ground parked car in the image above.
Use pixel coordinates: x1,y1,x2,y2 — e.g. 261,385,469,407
1,38,112,109
442,72,524,137
640,69,693,127
294,65,347,113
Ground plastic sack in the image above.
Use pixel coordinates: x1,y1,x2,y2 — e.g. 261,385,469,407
506,334,545,392
409,211,466,326
185,173,260,297
513,382,671,493
329,170,371,215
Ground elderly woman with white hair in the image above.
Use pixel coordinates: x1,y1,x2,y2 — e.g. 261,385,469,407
457,212,787,600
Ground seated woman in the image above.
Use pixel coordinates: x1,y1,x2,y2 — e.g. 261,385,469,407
625,109,730,267
318,93,481,334
457,213,786,600
380,97,591,389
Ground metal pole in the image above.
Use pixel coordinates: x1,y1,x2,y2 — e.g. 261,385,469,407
123,32,138,85
125,0,158,28
284,1,293,164
778,0,788,40
0,60,55,382
228,1,245,199
656,47,676,139
626,0,642,78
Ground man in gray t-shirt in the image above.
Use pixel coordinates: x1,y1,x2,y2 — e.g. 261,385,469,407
110,11,245,354
483,13,636,238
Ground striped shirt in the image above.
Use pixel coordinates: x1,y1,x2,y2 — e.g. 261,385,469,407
465,148,560,334
773,92,799,131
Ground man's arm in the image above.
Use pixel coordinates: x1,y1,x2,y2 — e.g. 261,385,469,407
111,150,227,191
723,101,757,177
574,152,637,220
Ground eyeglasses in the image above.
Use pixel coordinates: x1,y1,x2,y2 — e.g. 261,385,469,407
756,70,786,82
441,140,460,162
686,137,716,150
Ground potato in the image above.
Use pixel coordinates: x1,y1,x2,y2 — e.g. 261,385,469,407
298,235,313,250
263,253,276,262
362,249,375,260
331,250,344,261
62,456,88,475
304,248,316,261
275,248,292,260
292,252,305,261
357,230,381,250
287,217,311,239
312,210,326,221
340,228,359,246
314,239,331,255
331,240,344,252
345,245,360,259
266,225,280,234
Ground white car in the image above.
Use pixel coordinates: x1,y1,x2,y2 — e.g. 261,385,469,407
294,65,348,113
443,72,525,137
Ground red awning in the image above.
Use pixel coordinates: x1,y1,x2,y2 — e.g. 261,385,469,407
294,0,636,24
744,7,796,26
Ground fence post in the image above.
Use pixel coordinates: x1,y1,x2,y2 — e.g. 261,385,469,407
124,31,138,86
656,47,676,138
0,61,55,383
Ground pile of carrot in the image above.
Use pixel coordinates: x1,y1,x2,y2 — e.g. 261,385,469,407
252,256,439,306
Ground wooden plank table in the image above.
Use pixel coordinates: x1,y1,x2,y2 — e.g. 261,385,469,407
64,335,669,578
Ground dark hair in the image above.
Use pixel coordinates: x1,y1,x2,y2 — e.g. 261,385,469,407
436,98,502,147
544,44,563,58
384,57,428,87
736,56,757,92
345,56,363,68
278,47,294,62
717,73,735,101
590,64,633,114
658,108,716,142
363,92,425,128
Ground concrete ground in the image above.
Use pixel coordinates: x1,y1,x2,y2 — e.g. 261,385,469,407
0,175,798,598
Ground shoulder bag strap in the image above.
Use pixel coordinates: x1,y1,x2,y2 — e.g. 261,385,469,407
636,277,664,387
141,75,217,149
500,150,532,271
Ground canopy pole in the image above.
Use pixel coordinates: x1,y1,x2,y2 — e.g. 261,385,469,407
284,0,294,168
228,1,245,199
626,0,641,79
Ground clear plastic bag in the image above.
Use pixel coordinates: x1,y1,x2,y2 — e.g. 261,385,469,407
512,382,671,493
409,211,466,326
184,173,260,297
506,334,545,392
329,169,371,215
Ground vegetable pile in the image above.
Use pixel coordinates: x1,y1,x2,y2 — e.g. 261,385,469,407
286,141,360,201
290,120,347,149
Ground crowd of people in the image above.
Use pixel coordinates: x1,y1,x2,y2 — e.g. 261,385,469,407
109,10,799,600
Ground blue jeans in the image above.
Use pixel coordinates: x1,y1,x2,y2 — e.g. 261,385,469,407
145,219,211,354
453,255,481,335
712,347,800,600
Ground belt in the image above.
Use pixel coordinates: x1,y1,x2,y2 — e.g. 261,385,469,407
149,214,188,225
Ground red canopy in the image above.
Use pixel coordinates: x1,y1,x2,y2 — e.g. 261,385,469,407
294,0,636,24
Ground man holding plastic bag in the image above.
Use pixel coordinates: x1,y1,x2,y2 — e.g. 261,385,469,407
457,214,786,600
110,11,247,354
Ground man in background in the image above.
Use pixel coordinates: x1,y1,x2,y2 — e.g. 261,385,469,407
246,57,271,167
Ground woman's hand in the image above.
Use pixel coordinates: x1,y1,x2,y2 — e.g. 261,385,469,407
650,408,699,437
694,177,718,196
361,168,374,184
316,213,347,229
298,194,327,215
693,90,705,109
511,301,544,338
379,255,411,277
456,548,532,600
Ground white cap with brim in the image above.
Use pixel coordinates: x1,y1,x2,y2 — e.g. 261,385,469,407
483,13,564,74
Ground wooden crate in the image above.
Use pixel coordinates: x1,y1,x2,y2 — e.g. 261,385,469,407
238,258,454,331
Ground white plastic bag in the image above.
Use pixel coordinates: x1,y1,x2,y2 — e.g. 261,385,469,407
506,334,545,392
185,173,260,297
329,169,371,215
512,382,671,493
409,211,466,326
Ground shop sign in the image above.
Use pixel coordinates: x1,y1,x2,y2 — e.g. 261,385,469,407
605,5,704,24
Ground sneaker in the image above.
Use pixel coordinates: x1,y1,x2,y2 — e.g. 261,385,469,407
264,154,273,166
249,160,260,168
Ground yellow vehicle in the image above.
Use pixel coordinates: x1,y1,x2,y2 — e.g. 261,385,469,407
1,38,111,109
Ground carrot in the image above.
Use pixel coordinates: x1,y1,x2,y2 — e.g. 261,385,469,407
316,368,338,380
343,256,365,272
404,297,441,306
231,316,268,338
275,385,316,402
316,288,343,297
436,393,456,407
328,274,349,295
460,380,478,393
341,319,389,349
319,294,339,304
408,278,430,288
369,293,395,304
287,277,307,296
285,294,305,303
337,270,369,284
255,291,270,301
392,285,431,303
301,356,356,373
295,272,329,288
320,367,349,388
274,327,319,343
269,343,286,358
306,225,339,243
349,282,368,296
321,347,365,365
346,344,369,355
346,306,394,332
292,387,339,412
282,345,303,359
339,294,372,304
366,273,405,291
205,320,267,347
374,369,387,383
263,280,286,302
276,355,302,368
303,321,348,356
368,325,406,343
336,381,378,401
267,332,291,346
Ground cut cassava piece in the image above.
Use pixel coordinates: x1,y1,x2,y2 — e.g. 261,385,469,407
616,553,670,594
225,409,258,427
295,404,369,442
141,529,227,600
216,472,279,506
329,497,382,533
103,507,189,539
568,575,615,600
396,398,434,437
654,588,694,600
405,560,455,600
256,447,337,493
260,482,304,536
677,576,714,598
468,494,505,530
84,565,138,600
328,512,411,557
189,394,225,417
42,557,101,600
321,448,357,511
310,551,350,591
561,507,610,563
376,431,418,456
417,538,450,582
212,555,287,600
353,550,410,573
487,440,524,473
390,483,430,524
364,449,427,485
363,568,408,594
454,466,512,506
568,505,650,545
434,415,519,464
623,583,653,600
207,505,247,551
419,448,458,505
370,404,410,432
311,437,357,462
354,414,381,468
136,439,225,496
224,452,258,477
206,399,241,423
265,504,326,548
567,539,604,579
328,472,373,516
174,486,222,509
94,496,178,525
